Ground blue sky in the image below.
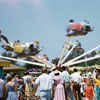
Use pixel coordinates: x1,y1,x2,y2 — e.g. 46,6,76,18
0,0,100,61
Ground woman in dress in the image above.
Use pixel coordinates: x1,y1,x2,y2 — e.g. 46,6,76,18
25,78,33,99
5,75,18,100
52,70,65,100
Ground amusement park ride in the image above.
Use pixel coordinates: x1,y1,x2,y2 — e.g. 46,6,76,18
0,20,100,68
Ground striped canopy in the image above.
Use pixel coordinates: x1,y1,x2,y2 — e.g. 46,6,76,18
27,68,41,73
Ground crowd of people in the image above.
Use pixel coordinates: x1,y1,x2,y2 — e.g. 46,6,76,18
0,66,100,100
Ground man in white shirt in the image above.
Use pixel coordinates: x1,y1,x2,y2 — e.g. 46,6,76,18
70,68,82,100
34,67,53,100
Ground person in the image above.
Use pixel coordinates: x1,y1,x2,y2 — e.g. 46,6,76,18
94,69,100,78
49,66,56,79
25,77,33,99
87,72,92,81
5,72,10,82
93,74,100,100
11,72,18,84
22,72,33,99
29,40,39,52
33,40,39,49
80,76,85,97
0,34,14,51
52,70,65,100
70,68,82,100
66,19,83,36
17,74,25,100
33,78,40,99
68,40,83,58
98,50,100,54
68,40,81,50
13,40,24,54
13,41,17,44
75,40,81,49
92,69,99,100
5,75,18,100
66,19,74,34
0,78,6,100
84,79,94,100
61,66,74,100
42,54,49,61
34,67,53,100
29,40,42,55
22,72,32,84
16,40,21,45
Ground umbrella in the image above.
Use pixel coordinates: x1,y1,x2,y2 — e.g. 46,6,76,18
27,68,41,73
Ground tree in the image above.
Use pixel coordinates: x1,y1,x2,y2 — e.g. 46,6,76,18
95,58,100,65
2,51,8,57
90,51,97,57
51,58,59,65
1,52,16,64
24,57,42,70
63,48,85,66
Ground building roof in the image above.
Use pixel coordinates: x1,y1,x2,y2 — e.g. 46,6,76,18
3,64,25,71
0,59,10,66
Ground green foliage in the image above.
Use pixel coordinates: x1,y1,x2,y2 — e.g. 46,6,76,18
51,57,59,65
91,51,97,57
95,58,100,65
24,57,42,71
2,51,16,64
52,50,100,67
2,51,8,57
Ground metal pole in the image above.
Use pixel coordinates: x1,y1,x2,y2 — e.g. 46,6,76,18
58,37,70,67
64,45,100,65
62,55,100,66
0,56,45,67
61,44,76,64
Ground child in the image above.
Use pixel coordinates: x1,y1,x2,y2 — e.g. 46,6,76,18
84,79,94,100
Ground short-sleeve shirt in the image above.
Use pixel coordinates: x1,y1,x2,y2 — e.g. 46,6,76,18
61,71,70,83
84,85,94,98
70,72,81,84
35,73,53,90
94,78,100,88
